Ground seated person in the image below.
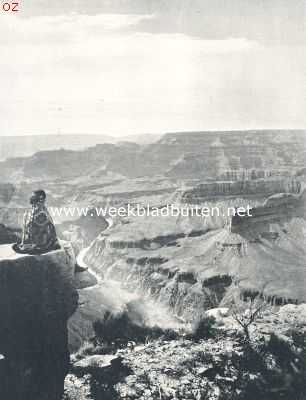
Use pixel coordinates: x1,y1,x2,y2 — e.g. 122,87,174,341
14,190,60,254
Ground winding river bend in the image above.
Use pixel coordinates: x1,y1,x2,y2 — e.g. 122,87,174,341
69,218,181,351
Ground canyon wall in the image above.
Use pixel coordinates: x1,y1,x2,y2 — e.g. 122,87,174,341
82,188,306,321
83,220,306,321
182,179,301,202
1,130,305,182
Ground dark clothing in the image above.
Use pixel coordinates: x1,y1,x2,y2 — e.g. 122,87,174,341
16,204,60,254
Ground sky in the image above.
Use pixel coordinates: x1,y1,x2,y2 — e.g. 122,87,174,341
1,0,306,137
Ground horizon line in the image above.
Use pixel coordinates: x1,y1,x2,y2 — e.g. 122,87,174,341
1,128,306,138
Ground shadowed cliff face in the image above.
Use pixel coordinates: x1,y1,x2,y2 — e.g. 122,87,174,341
0,242,78,400
57,211,109,256
0,224,19,245
231,189,306,239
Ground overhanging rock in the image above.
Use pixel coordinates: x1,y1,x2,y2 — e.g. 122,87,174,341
0,242,78,400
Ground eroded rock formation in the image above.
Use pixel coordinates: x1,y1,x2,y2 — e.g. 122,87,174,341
182,179,301,202
0,242,78,400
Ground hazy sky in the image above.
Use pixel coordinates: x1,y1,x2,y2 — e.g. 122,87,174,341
1,0,306,136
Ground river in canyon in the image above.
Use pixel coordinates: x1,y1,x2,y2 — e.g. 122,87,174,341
68,219,182,351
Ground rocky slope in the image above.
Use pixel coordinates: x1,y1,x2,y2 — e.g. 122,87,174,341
64,304,306,400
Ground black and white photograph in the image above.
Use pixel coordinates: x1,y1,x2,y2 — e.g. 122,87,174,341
1,1,306,399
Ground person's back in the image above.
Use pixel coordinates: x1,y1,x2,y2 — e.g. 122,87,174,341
15,190,60,254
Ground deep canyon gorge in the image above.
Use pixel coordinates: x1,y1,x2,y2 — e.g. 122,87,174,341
1,130,306,399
